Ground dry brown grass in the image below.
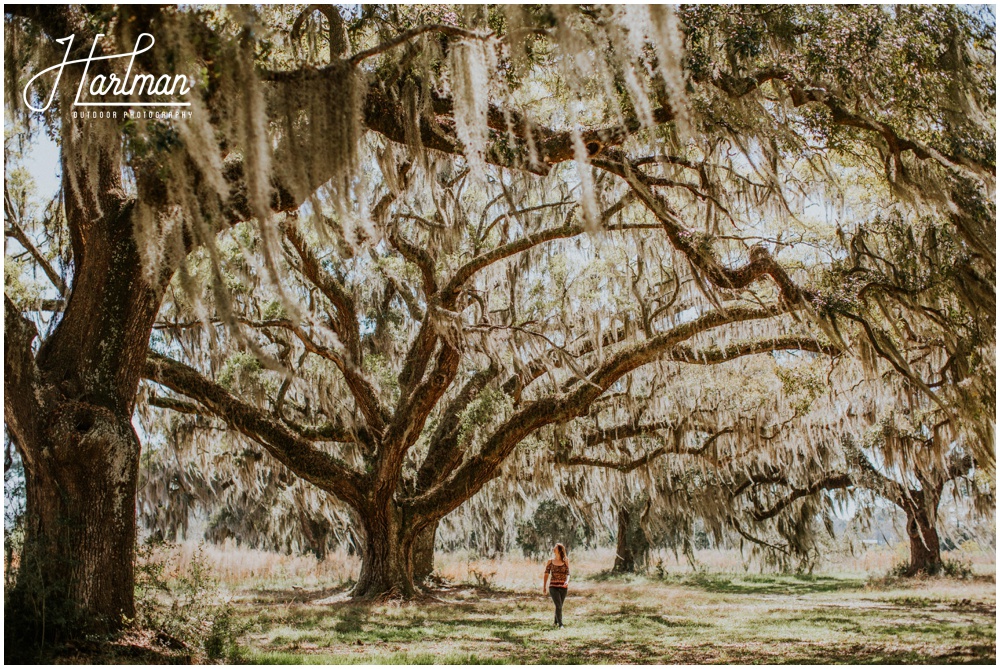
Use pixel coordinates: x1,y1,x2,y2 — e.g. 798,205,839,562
150,539,995,592
153,540,361,589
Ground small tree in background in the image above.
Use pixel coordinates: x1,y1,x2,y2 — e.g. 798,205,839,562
515,499,594,559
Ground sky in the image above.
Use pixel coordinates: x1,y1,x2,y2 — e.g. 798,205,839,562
21,130,61,200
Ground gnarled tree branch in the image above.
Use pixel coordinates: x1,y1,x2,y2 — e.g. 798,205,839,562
144,352,368,510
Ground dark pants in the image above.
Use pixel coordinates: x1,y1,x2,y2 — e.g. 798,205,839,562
549,586,568,625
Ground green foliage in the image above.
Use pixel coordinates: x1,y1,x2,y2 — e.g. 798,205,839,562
134,539,252,660
263,299,288,320
885,557,976,580
886,561,912,578
515,500,592,558
217,351,264,390
775,363,826,414
458,388,513,448
134,538,171,604
941,558,974,580
362,354,400,397
683,5,995,165
204,604,252,662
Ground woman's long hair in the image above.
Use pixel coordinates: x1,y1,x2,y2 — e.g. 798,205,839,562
554,543,567,563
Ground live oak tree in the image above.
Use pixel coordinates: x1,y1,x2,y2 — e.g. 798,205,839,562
4,3,994,629
559,354,990,576
142,164,837,598
557,352,833,573
723,383,985,577
723,411,985,575
140,5,995,597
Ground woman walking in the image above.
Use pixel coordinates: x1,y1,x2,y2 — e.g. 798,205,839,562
542,543,570,627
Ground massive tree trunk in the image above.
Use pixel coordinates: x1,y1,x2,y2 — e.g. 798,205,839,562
3,9,296,640
4,157,162,639
904,507,942,576
850,447,962,578
412,520,439,582
407,371,494,586
11,406,140,632
351,504,417,599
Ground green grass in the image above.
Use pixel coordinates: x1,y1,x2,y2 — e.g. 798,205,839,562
219,573,995,664
673,571,868,595
243,651,509,664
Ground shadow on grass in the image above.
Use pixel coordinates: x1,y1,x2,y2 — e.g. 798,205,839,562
586,569,868,596
790,641,996,665
244,650,512,664
249,585,351,605
232,574,993,665
679,572,867,595
13,632,197,665
586,569,644,583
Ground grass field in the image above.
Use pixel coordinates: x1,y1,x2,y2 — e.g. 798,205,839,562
94,544,996,664
230,573,995,664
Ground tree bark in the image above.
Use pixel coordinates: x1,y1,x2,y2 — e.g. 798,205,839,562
5,148,159,639
613,506,636,573
412,520,439,582
6,294,146,638
351,504,417,600
11,406,140,634
612,503,650,573
902,490,943,576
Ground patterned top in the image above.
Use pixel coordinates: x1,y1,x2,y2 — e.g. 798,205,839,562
545,560,570,588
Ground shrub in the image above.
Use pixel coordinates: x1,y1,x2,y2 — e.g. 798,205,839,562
467,566,498,589
884,557,972,580
204,605,252,662
941,558,974,580
134,539,252,660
